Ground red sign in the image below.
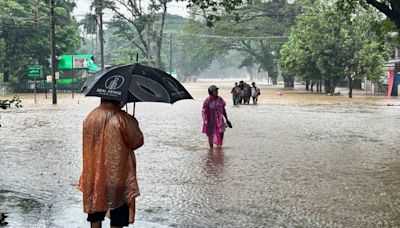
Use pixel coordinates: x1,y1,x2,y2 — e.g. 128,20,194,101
388,69,395,97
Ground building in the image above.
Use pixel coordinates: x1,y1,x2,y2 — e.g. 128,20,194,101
384,48,400,96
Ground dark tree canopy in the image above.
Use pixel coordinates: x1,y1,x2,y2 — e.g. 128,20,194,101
337,0,400,29
185,0,400,29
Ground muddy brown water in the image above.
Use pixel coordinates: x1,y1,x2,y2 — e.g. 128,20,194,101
1,81,400,227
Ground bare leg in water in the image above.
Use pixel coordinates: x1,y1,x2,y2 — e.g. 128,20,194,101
91,222,123,228
91,222,101,228
217,133,224,148
208,136,213,148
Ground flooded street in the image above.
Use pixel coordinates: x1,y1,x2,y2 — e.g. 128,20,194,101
1,81,400,227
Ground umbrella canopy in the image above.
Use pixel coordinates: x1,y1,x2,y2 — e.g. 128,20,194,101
81,63,193,103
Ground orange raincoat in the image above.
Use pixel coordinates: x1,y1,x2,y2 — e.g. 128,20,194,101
78,101,144,224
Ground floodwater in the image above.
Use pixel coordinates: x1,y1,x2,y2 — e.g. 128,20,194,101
1,81,400,227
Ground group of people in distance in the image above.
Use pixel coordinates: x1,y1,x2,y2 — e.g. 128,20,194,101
231,81,261,105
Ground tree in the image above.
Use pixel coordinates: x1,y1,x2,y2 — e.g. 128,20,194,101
185,0,301,84
0,0,80,85
279,0,391,97
81,14,97,35
79,13,98,59
338,0,400,29
172,17,220,81
184,0,400,30
104,0,171,68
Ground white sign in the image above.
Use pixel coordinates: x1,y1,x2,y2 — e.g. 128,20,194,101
46,73,60,82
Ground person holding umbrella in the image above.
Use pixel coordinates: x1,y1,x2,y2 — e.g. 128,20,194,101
202,85,232,149
79,63,193,227
78,98,143,228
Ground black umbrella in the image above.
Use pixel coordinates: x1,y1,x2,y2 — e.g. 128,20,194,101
81,63,193,104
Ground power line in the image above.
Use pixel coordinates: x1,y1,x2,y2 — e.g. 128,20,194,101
105,30,146,54
167,31,288,39
0,14,47,21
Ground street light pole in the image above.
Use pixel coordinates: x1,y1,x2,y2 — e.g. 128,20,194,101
169,33,172,75
98,0,105,70
147,21,151,65
71,54,74,98
50,0,57,104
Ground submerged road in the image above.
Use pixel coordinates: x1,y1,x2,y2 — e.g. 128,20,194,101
1,82,400,227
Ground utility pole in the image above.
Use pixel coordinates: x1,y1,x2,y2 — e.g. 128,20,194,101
71,54,74,98
33,0,39,28
97,0,105,69
50,0,57,104
169,33,172,75
147,20,151,65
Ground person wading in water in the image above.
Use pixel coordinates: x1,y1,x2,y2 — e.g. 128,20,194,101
202,85,232,149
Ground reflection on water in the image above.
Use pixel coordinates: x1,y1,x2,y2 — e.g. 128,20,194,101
203,149,224,178
1,83,400,227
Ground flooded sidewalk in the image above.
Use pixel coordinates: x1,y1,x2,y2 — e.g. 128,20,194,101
1,83,400,227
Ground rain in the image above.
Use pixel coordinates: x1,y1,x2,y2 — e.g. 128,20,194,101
1,0,400,227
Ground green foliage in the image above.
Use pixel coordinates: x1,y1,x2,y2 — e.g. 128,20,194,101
185,0,253,26
165,17,218,80
103,0,172,68
0,0,80,85
0,95,22,109
337,0,400,29
0,211,8,225
279,0,392,95
102,13,218,80
185,0,301,82
81,14,97,35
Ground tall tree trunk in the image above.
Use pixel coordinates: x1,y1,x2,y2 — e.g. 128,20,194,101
325,80,336,94
316,80,320,93
306,81,309,91
155,5,167,69
2,34,10,83
311,81,315,93
319,80,323,93
3,62,9,83
91,36,94,55
156,38,162,68
284,77,294,88
348,76,353,98
271,73,277,85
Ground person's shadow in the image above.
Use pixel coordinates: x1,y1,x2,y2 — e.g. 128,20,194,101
202,149,225,177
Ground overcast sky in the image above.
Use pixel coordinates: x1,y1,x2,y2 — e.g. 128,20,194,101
72,0,190,21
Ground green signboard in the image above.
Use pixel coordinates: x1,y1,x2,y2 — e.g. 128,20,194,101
27,65,42,78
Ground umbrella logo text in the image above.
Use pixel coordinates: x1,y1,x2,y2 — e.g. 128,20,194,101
105,75,125,90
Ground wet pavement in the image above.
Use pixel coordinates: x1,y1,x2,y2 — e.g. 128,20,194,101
1,81,400,227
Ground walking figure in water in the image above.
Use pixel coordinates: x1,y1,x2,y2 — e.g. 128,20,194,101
251,82,260,104
202,85,231,149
